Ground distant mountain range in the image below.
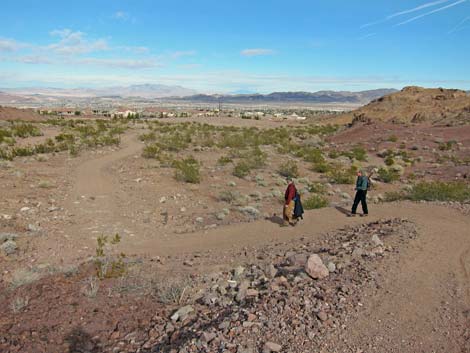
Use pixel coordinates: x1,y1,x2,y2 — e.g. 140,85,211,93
175,89,398,104
0,84,198,100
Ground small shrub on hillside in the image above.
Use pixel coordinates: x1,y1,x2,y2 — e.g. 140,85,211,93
388,135,398,142
312,162,333,174
303,194,329,210
11,123,42,138
142,144,161,159
233,161,252,178
438,140,456,151
95,234,126,279
308,182,327,194
384,156,395,166
217,156,233,166
173,156,201,183
351,146,368,161
327,166,356,184
377,167,400,183
278,160,299,178
408,181,470,202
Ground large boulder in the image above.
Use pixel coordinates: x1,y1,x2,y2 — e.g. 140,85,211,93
305,254,329,279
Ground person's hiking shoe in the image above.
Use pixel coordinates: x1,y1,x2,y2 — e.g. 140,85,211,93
348,213,357,217
360,214,369,217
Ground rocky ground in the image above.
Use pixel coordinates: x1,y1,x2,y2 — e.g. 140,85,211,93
1,115,469,353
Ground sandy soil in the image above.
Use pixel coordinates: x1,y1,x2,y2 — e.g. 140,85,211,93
1,118,469,352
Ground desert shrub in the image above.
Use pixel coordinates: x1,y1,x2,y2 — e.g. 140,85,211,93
328,150,340,159
152,277,190,304
139,132,157,142
377,167,400,183
173,156,201,183
242,146,267,168
11,123,42,138
438,140,456,151
384,191,406,202
11,296,29,313
142,144,161,159
302,148,325,164
384,156,395,166
233,161,252,178
82,276,100,298
10,269,41,289
312,162,333,174
388,135,398,142
327,166,356,184
303,194,329,210
0,128,13,144
408,181,470,202
217,156,233,166
308,182,327,194
218,190,239,203
351,146,367,161
278,160,299,178
95,234,127,279
12,146,35,157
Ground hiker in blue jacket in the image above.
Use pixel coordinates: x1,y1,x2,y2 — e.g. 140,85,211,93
350,170,369,217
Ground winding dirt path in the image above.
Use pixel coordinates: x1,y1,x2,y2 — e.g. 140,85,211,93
56,133,470,352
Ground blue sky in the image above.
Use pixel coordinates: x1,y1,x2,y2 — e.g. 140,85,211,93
0,0,469,93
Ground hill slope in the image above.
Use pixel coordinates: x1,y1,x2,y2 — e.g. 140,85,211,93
336,86,470,125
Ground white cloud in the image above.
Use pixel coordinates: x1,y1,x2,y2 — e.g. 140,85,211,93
449,15,470,33
48,29,109,55
15,55,53,64
240,48,276,57
395,0,467,26
74,57,162,69
361,0,465,28
113,11,129,20
0,38,25,52
171,50,197,58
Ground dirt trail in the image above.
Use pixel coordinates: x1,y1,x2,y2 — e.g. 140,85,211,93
56,135,470,352
64,132,143,241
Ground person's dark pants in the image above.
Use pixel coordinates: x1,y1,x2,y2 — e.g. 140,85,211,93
352,190,368,215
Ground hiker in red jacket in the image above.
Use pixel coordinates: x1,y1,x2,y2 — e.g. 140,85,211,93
283,177,297,226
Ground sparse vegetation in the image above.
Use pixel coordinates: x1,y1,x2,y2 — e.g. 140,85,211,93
11,296,29,313
95,234,127,279
377,167,400,183
327,165,356,184
303,194,329,209
278,160,299,179
173,156,201,183
385,181,470,202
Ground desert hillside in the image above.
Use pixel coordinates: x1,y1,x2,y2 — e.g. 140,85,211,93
331,86,470,125
0,106,45,122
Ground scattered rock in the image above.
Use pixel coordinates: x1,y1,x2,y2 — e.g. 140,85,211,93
305,254,329,279
170,305,194,322
263,341,282,352
1,240,18,256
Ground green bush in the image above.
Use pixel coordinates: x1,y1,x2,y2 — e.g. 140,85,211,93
233,161,252,178
384,156,395,166
308,182,327,194
217,156,233,165
11,123,42,138
327,166,356,184
408,181,470,202
142,144,160,159
388,135,398,142
351,146,367,161
303,194,329,209
173,156,201,183
278,160,299,178
377,167,400,183
312,162,333,174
